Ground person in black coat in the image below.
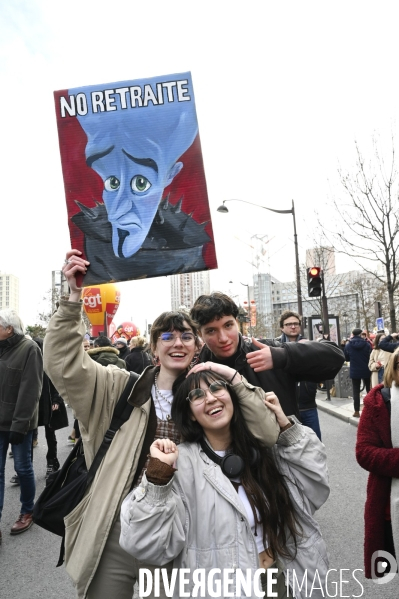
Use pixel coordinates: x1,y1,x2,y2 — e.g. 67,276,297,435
113,337,130,361
33,338,69,478
275,310,322,440
125,336,152,374
379,332,399,353
344,328,372,417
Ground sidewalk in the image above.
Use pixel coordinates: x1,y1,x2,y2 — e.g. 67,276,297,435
316,390,363,427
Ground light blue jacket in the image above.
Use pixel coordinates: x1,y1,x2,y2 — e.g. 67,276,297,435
120,421,330,599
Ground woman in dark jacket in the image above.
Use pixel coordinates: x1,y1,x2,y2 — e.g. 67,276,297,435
125,336,152,374
356,349,399,578
34,338,69,478
114,337,130,361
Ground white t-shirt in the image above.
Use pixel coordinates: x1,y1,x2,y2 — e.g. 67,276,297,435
215,450,266,554
151,385,173,420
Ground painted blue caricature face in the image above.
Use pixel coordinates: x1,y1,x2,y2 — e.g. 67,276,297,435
74,74,198,259
86,141,184,258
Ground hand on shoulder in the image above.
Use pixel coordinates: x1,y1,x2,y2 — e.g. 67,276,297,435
263,392,290,429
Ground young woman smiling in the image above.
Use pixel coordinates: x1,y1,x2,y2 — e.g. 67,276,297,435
120,366,330,599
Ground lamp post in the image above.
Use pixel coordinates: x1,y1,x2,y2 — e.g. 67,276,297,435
217,199,303,328
343,312,349,338
240,282,251,336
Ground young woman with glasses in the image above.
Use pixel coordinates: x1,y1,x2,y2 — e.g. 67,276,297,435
120,364,330,599
356,348,399,579
43,249,280,599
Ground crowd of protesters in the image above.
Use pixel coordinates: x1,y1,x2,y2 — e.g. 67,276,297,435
7,247,399,594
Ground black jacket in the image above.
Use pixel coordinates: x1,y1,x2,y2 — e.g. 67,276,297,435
275,334,317,411
116,345,130,361
199,335,345,417
125,347,152,374
38,373,67,428
378,335,399,354
344,336,372,379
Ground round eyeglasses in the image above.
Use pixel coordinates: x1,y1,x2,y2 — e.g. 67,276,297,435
186,381,228,405
159,332,196,346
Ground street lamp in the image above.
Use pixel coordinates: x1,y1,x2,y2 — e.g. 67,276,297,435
343,312,349,338
217,199,303,325
240,282,251,336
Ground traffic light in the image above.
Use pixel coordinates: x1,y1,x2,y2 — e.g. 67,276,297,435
307,266,322,297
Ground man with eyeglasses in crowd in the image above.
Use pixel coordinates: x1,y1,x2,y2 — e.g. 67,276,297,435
276,310,322,439
191,293,345,419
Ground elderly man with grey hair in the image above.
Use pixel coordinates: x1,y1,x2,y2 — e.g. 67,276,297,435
0,309,43,543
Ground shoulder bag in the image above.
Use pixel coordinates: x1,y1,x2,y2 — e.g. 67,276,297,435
33,371,138,562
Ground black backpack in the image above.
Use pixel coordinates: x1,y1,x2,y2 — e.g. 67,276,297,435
33,371,138,564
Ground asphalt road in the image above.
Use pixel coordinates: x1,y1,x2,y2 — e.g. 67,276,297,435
314,411,397,599
0,409,397,598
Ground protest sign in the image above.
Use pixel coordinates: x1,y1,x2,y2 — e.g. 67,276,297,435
54,72,217,285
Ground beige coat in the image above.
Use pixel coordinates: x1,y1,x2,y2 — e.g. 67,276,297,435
43,300,279,598
368,348,391,387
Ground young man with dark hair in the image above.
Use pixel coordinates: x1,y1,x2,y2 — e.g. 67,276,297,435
191,293,345,417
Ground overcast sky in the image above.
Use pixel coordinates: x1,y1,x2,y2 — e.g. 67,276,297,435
1,1,399,333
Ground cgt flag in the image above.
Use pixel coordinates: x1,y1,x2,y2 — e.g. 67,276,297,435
54,72,217,285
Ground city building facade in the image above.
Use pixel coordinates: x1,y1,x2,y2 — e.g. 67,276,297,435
0,272,20,312
244,245,382,339
170,271,210,311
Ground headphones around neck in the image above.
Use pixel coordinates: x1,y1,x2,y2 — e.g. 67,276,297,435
199,438,259,479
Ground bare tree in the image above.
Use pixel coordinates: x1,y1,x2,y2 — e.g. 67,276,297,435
250,312,273,339
38,287,91,333
345,273,387,332
325,138,399,330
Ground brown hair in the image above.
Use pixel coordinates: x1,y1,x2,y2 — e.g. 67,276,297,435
279,310,302,329
150,311,200,353
373,332,385,349
383,348,397,387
